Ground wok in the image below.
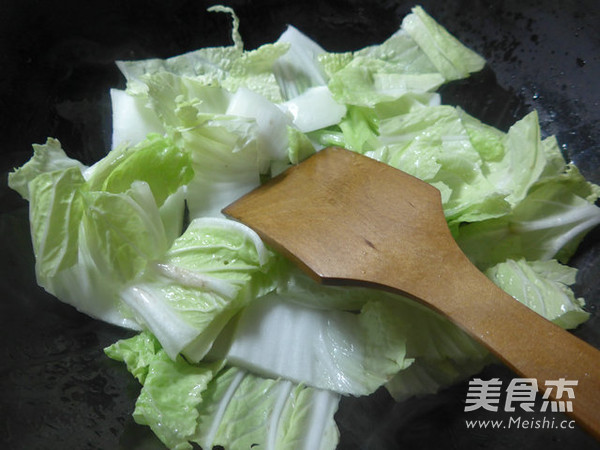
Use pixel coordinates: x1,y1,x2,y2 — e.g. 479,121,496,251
1,0,599,449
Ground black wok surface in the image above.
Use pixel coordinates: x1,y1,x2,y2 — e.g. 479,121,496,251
1,1,599,449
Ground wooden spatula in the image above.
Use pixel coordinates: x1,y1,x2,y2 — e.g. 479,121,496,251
222,146,600,440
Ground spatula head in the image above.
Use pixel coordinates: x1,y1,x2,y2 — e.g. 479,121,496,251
222,146,453,295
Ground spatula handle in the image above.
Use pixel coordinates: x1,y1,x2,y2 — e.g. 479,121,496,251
388,249,600,440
